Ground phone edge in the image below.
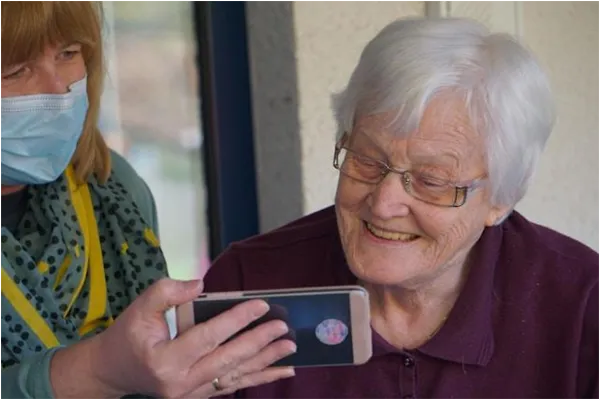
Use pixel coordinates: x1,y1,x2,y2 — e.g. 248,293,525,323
350,289,372,365
176,301,195,334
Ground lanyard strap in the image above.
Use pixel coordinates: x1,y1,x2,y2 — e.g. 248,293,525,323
64,167,113,336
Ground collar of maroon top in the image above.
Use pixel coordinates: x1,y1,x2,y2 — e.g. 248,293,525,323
330,215,504,367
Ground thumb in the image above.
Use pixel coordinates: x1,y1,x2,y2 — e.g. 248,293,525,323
139,278,204,314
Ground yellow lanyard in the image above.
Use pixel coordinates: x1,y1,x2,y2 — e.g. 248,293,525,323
1,167,113,348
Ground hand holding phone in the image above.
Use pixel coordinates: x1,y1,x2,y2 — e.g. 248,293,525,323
177,285,372,368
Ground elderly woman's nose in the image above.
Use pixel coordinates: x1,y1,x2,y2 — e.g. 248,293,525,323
368,173,411,219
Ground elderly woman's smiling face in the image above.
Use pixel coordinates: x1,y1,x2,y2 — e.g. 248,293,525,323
335,94,508,288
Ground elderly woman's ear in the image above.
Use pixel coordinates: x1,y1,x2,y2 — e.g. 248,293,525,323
485,204,513,227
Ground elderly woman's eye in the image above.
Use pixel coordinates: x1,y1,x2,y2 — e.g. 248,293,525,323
356,156,379,167
345,154,385,180
418,175,447,188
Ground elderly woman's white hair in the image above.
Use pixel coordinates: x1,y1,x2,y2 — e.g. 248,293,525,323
333,18,556,218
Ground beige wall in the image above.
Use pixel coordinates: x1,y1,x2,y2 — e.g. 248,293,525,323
516,1,598,250
247,2,598,250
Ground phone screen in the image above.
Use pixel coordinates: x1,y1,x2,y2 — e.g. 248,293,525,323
193,292,355,367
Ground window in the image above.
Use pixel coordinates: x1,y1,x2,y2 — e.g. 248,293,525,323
99,2,210,279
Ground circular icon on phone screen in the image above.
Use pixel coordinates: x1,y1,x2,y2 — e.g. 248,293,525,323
315,319,348,345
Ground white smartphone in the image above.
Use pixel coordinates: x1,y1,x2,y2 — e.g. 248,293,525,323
176,285,372,367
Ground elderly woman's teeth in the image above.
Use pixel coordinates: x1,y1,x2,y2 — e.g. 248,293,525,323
366,223,418,241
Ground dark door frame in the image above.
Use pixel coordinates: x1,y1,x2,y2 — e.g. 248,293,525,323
193,2,260,259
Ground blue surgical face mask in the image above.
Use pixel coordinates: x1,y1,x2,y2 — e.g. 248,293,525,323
1,76,89,186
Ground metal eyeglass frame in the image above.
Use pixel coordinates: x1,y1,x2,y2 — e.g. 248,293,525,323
332,136,486,208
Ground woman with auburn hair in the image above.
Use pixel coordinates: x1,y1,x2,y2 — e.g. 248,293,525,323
1,2,296,398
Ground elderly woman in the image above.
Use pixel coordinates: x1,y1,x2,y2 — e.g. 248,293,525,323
203,17,598,398
1,2,295,398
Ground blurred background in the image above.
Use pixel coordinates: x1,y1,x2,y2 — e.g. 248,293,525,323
100,2,208,280
98,1,599,280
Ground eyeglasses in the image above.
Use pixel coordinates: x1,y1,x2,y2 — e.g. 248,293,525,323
332,135,485,207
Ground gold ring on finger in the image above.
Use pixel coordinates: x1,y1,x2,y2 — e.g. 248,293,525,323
212,377,225,392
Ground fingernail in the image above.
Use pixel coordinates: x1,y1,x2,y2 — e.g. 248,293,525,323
286,368,296,377
277,322,289,335
270,322,289,339
185,279,204,293
253,300,270,317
